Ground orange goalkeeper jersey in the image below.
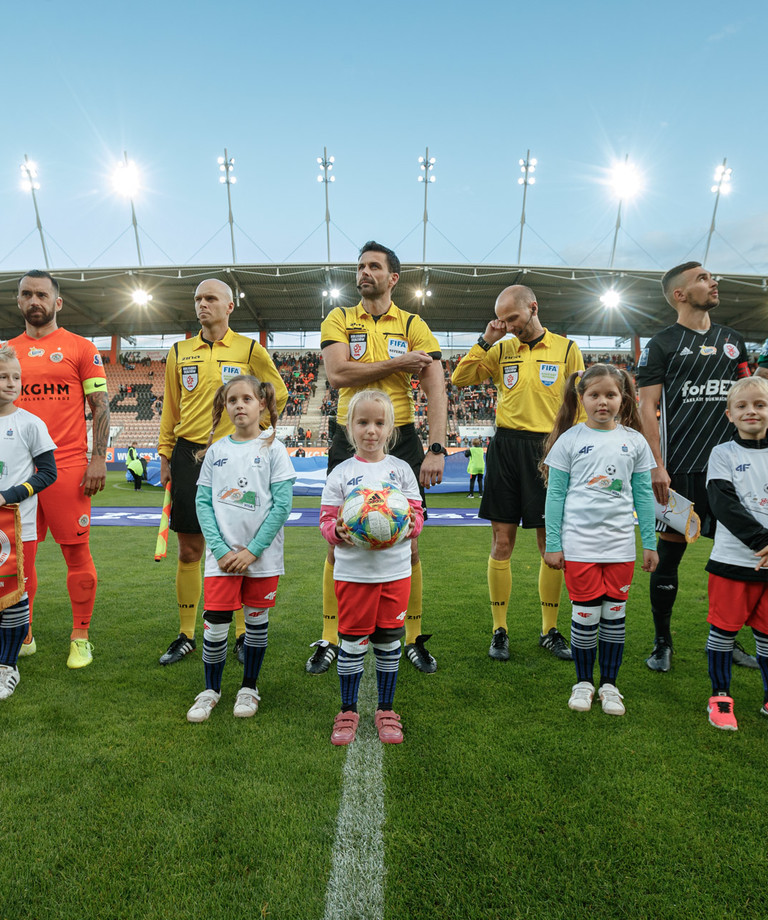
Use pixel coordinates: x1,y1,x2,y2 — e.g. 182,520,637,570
10,328,107,469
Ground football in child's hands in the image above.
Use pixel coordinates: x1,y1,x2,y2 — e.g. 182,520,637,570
341,483,411,550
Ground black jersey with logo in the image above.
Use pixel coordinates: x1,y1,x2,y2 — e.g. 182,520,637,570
637,323,750,474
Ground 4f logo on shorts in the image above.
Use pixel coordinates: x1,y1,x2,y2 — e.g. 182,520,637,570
723,342,740,359
349,334,367,360
387,337,407,359
182,365,199,391
502,365,519,389
539,364,559,387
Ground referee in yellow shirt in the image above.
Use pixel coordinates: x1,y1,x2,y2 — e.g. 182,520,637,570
158,279,288,665
452,285,584,661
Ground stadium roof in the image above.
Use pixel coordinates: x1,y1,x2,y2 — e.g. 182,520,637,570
1,263,767,343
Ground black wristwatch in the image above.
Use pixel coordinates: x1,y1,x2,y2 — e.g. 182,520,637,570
429,442,447,456
477,335,493,351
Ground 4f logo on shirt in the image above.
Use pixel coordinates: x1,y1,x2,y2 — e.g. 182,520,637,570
723,342,740,360
736,464,750,472
578,445,594,454
182,365,199,391
538,364,559,387
502,365,519,389
213,458,228,467
349,334,367,360
387,337,407,359
347,475,363,486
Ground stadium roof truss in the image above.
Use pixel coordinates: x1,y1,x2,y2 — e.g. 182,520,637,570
1,263,767,342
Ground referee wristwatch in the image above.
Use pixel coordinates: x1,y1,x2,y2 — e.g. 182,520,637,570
429,442,448,456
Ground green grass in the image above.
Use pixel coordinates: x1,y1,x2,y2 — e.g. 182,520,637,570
1,475,766,919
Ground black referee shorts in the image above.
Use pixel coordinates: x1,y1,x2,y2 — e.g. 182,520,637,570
479,427,547,528
169,437,206,534
660,470,716,539
328,423,429,516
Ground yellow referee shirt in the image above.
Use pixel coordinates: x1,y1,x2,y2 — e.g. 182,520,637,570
321,302,441,427
451,330,584,432
159,329,288,458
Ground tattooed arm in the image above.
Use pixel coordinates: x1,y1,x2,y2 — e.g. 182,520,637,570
81,390,110,496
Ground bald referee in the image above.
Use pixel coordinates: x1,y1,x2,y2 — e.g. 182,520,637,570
452,285,584,661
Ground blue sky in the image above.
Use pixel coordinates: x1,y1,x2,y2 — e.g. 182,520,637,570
1,0,765,278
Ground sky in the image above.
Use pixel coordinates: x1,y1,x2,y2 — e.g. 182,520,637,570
1,1,766,288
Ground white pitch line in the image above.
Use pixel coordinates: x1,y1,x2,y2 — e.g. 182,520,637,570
323,665,386,920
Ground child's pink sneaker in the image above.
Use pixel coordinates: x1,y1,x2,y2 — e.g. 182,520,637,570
374,709,404,744
707,694,738,731
331,711,359,746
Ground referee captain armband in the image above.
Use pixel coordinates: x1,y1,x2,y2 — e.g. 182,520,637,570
654,489,701,543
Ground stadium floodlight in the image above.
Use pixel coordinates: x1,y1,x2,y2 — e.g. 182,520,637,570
19,154,50,269
317,147,335,263
330,288,340,298
218,148,237,263
131,289,153,306
608,154,641,268
704,157,732,265
113,151,143,266
517,150,537,264
417,147,436,270
600,289,621,309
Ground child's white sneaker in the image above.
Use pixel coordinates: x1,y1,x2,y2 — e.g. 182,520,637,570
187,689,221,723
233,687,261,718
0,665,20,700
598,683,625,716
568,681,594,712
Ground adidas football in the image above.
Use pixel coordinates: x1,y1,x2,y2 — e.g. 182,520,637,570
341,483,411,550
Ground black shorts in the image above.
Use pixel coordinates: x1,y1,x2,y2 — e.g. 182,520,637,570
169,437,206,534
328,423,428,516
659,470,716,539
479,428,547,529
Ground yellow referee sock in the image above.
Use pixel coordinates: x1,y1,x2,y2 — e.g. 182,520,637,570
539,559,563,634
176,559,202,638
235,608,245,639
405,560,423,644
488,556,511,632
322,559,339,644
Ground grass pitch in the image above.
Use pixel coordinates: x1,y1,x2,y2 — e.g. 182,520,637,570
1,475,766,919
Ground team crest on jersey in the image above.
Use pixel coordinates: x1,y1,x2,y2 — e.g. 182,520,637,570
621,444,628,452
723,343,739,359
388,337,407,359
349,334,367,360
221,365,242,383
27,347,44,358
539,364,559,386
50,351,63,363
182,365,199,391
700,345,717,356
217,486,257,511
502,365,519,389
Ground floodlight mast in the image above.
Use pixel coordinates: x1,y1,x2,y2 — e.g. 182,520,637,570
218,148,237,263
418,147,436,265
703,157,731,266
317,147,335,264
117,150,143,266
20,154,50,269
608,154,640,269
517,150,536,264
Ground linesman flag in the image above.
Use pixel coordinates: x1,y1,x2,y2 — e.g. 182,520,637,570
0,505,25,610
155,483,172,561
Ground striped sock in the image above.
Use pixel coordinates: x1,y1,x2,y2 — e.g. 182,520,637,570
0,595,31,667
373,639,402,710
752,628,768,697
202,618,230,693
707,625,737,694
599,599,626,685
242,607,268,689
570,602,600,684
338,635,369,711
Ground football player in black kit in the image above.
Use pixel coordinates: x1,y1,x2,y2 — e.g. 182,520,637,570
637,262,754,671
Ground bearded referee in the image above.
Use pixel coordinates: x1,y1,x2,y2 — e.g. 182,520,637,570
452,284,584,661
637,262,754,671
